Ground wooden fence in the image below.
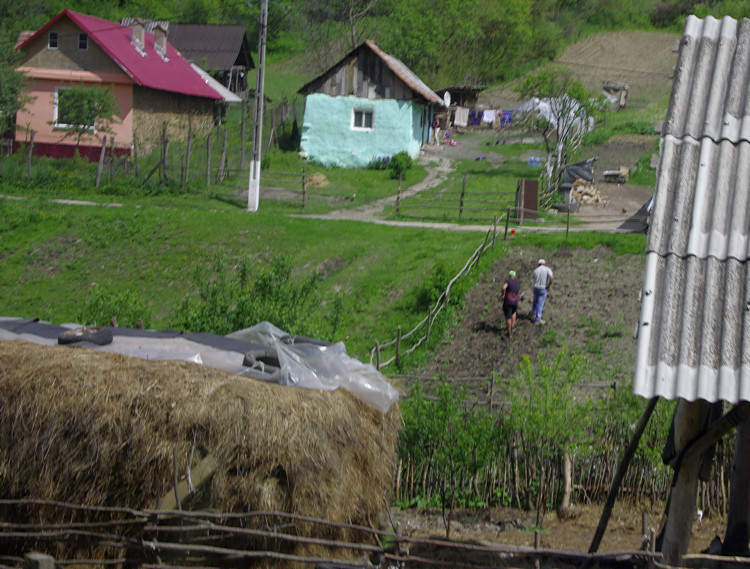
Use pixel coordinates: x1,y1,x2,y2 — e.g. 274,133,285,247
0,499,664,569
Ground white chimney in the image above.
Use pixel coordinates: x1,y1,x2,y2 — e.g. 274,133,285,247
154,23,168,58
131,19,145,53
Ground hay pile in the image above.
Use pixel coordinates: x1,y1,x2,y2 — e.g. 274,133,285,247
0,340,401,561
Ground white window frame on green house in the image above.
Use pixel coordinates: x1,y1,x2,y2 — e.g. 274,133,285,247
352,108,373,131
53,87,96,132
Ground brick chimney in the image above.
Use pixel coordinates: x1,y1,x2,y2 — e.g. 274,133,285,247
131,18,145,53
154,23,168,58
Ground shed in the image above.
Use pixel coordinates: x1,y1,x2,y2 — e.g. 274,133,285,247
297,40,443,168
434,85,484,108
631,15,750,564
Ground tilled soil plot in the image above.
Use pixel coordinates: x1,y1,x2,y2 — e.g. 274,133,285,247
416,243,645,389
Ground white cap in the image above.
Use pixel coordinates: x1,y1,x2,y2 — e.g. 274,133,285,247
538,259,546,265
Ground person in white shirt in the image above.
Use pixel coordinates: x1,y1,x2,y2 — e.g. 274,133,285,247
531,259,553,324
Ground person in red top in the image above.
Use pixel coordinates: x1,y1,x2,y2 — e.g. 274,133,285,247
501,270,521,337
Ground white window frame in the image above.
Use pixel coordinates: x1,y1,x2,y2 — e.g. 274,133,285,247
352,108,373,131
48,31,58,50
53,87,96,132
78,33,88,51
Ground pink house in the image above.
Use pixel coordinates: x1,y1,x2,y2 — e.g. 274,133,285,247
14,10,227,160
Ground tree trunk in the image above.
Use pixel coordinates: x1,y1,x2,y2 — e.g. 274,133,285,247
559,448,573,513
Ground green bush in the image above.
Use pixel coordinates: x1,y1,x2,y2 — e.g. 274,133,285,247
77,283,152,329
170,255,330,338
388,151,413,180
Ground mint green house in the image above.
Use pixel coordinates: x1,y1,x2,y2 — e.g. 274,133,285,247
298,41,444,168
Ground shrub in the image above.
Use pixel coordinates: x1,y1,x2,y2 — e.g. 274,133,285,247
77,283,152,329
367,155,391,170
388,151,413,179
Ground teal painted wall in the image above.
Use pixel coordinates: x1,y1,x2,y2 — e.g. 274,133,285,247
300,93,427,168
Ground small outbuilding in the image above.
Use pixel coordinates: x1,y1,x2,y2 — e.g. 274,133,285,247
297,40,444,168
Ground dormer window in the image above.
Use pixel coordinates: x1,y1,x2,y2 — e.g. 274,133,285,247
78,33,88,51
48,31,58,49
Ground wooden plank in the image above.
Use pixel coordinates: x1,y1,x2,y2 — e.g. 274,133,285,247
155,454,219,511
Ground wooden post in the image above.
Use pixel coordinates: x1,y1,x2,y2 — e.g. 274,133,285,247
396,326,402,367
163,136,170,185
301,167,307,209
489,374,495,411
240,99,247,171
492,215,498,251
723,419,750,554
133,135,139,177
27,130,34,179
206,131,211,187
504,206,511,239
95,136,107,188
459,175,467,218
534,530,540,569
661,399,710,565
217,126,228,181
396,173,402,215
589,397,658,554
109,136,115,183
185,116,193,186
426,306,433,342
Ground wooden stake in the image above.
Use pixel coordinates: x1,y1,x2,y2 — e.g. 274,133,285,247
95,136,107,188
301,167,307,209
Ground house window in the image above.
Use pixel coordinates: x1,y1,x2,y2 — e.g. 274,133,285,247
352,108,373,130
48,31,58,49
78,33,88,51
54,87,96,132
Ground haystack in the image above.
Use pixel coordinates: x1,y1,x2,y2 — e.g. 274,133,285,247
0,339,401,563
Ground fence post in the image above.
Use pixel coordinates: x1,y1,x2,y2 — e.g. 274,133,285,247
206,131,211,187
459,175,467,218
27,130,34,179
534,530,541,569
396,326,402,367
375,342,381,370
240,99,247,171
163,136,170,186
218,126,228,182
396,173,402,215
504,206,511,240
186,116,193,185
24,552,55,569
109,136,115,183
302,167,306,209
426,306,433,342
95,136,107,188
492,215,498,251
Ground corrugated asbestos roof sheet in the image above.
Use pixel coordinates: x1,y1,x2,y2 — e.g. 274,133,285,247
634,15,750,404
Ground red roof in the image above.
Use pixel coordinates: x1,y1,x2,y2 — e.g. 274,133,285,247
17,10,222,100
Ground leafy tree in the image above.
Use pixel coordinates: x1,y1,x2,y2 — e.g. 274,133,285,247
0,31,33,128
52,84,121,149
514,66,604,205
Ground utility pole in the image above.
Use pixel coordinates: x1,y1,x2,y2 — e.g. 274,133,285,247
247,0,268,212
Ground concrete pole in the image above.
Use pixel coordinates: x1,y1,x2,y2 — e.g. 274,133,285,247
247,0,268,212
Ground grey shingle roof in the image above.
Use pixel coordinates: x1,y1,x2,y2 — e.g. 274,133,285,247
634,15,750,403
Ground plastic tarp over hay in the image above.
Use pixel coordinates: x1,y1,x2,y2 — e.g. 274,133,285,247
0,334,401,563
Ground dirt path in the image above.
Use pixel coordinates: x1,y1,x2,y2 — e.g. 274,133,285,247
293,131,654,234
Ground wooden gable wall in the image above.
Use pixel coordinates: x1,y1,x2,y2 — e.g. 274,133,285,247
311,47,414,101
